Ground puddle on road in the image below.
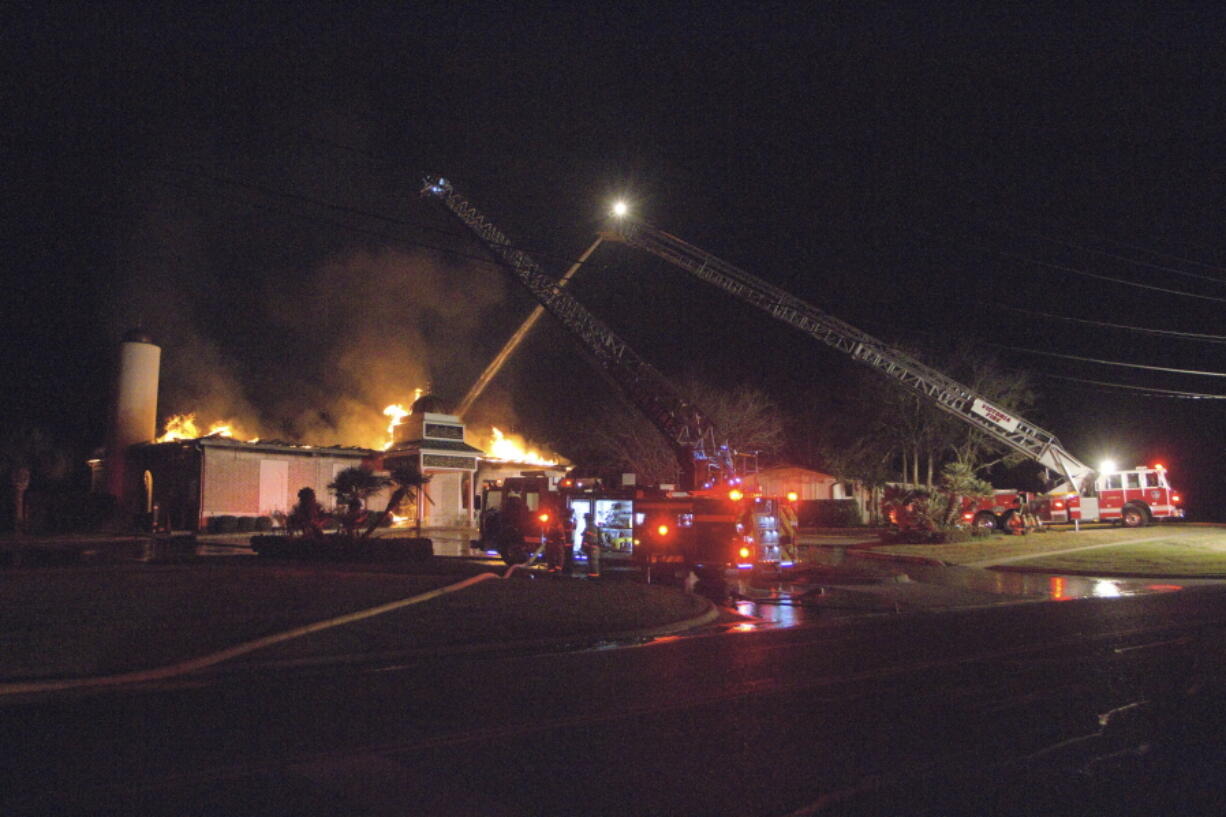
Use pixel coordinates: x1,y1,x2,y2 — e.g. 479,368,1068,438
720,547,1197,628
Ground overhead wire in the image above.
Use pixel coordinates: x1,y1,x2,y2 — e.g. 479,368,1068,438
914,226,1226,304
852,313,1226,399
1036,373,1226,400
987,343,1226,378
1007,227,1226,287
903,164,1226,284
981,301,1226,344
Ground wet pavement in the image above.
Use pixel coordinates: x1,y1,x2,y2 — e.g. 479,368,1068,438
724,537,1224,628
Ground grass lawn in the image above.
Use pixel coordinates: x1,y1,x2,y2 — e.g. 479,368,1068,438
0,562,706,681
861,525,1226,576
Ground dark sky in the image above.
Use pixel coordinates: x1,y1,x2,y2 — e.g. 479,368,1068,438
7,4,1226,516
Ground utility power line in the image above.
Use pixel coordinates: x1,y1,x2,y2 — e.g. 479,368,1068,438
999,344,1226,378
1038,373,1226,400
1012,228,1226,287
953,235,1226,304
985,301,1226,344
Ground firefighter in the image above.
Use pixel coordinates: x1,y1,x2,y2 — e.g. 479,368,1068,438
544,513,566,573
779,498,799,562
562,509,576,574
581,513,602,577
1007,493,1039,535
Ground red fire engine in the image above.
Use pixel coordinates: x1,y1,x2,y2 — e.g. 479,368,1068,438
962,464,1184,531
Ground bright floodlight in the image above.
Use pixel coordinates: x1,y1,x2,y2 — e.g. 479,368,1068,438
612,200,629,218
1099,459,1117,474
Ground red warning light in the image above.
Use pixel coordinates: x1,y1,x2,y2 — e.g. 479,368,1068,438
728,489,744,501
786,491,799,503
538,513,550,523
738,546,751,559
656,524,669,536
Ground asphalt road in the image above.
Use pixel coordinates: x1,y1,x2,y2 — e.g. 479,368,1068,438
7,587,1226,817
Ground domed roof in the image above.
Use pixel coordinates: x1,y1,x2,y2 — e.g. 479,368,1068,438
410,393,450,415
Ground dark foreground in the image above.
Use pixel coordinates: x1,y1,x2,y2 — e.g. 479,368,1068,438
6,586,1226,816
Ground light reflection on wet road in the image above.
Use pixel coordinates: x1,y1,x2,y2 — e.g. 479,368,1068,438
724,543,1217,628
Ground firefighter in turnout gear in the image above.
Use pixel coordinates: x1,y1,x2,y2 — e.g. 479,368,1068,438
581,513,602,577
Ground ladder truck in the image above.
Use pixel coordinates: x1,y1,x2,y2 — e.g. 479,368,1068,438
605,214,1184,529
421,177,781,572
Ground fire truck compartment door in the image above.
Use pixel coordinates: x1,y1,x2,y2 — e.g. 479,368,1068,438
1077,496,1099,520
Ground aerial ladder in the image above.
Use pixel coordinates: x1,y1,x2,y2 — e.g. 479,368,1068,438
606,215,1096,494
421,176,736,492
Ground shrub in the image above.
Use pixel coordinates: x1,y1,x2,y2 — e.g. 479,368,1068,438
210,515,239,533
799,499,864,527
236,516,256,532
936,527,975,544
254,516,273,532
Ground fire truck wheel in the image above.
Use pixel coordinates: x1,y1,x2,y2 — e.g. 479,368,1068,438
1121,503,1150,528
973,512,998,532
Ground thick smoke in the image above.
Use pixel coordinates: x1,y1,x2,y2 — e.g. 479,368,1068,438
109,186,517,449
266,246,509,447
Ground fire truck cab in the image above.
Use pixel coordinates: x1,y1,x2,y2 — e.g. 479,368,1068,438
1039,465,1183,527
477,473,568,564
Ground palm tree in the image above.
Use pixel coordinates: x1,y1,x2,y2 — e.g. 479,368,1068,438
362,464,431,539
328,466,389,537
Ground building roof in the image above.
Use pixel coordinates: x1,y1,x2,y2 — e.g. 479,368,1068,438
136,436,376,458
388,438,486,455
411,393,451,415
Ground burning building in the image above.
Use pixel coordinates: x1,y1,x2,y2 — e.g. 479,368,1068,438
132,436,382,532
95,330,568,553
381,393,484,533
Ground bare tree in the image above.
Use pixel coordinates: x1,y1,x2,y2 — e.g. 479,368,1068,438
583,377,786,486
790,343,1036,491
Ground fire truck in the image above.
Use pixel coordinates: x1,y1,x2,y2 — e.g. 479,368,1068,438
634,490,787,578
424,177,778,573
476,473,569,564
603,210,1186,530
963,464,1184,532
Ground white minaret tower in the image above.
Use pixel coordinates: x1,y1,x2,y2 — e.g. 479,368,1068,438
105,329,161,503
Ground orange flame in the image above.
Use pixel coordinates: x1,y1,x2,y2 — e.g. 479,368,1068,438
381,388,424,450
157,413,257,443
382,404,410,450
483,427,561,466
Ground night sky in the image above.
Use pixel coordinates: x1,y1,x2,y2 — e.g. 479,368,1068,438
7,4,1226,518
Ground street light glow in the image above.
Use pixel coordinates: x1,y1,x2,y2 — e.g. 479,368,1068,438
612,200,629,218
1099,459,1117,475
